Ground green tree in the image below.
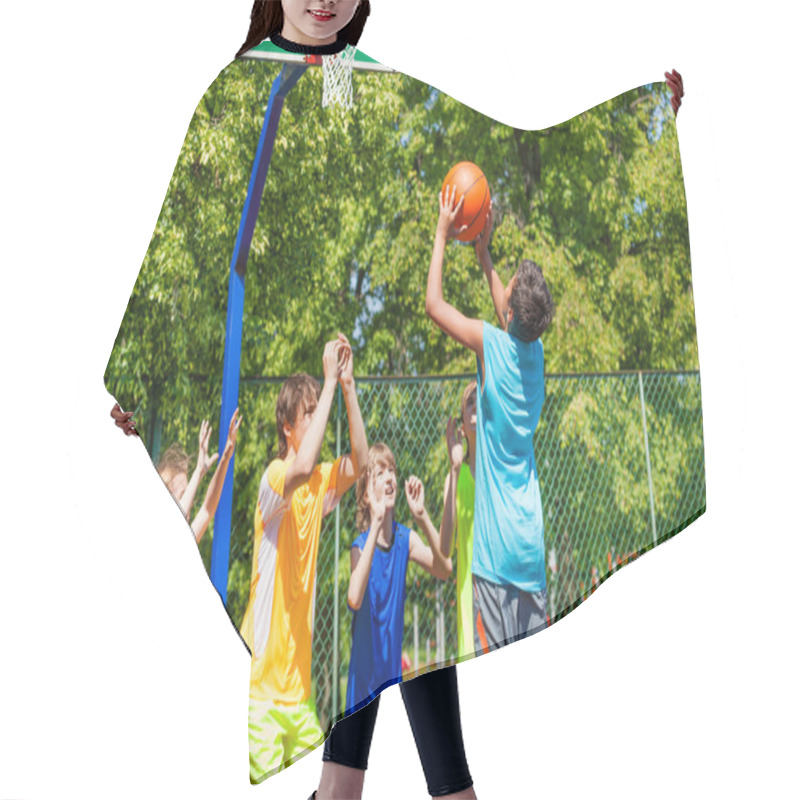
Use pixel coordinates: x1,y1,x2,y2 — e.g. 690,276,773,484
105,62,704,717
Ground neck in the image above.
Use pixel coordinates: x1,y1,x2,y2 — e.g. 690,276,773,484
270,30,349,55
467,436,477,470
377,515,394,547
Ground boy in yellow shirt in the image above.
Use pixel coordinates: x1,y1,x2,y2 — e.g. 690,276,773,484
242,334,368,783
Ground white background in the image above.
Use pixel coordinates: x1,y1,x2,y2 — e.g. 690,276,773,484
1,1,797,798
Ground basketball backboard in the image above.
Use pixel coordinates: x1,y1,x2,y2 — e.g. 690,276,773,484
243,40,394,73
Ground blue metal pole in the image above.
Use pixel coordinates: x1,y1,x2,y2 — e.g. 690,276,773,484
210,63,308,604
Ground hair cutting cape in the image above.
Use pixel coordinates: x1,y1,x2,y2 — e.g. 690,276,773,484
105,40,705,783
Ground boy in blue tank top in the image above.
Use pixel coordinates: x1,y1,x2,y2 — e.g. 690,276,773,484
425,189,554,653
346,442,452,712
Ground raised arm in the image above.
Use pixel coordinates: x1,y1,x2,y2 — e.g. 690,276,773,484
406,476,452,581
347,477,386,611
191,409,241,544
179,419,216,519
283,339,342,499
425,185,485,362
474,201,507,329
439,416,464,558
335,333,369,499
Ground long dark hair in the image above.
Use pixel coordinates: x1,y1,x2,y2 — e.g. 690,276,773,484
236,1,371,59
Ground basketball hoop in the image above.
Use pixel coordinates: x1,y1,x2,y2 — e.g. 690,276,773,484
321,44,357,109
243,40,394,109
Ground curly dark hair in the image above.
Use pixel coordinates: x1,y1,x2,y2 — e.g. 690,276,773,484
276,373,321,459
508,259,554,343
236,0,372,59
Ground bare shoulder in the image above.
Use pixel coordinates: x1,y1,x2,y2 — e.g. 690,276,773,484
408,527,425,555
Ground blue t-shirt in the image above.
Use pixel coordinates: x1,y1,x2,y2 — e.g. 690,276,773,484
473,322,546,593
345,520,410,713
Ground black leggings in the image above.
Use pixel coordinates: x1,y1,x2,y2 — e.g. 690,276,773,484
323,666,472,797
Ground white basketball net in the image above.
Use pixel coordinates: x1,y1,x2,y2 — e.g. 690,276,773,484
321,45,356,109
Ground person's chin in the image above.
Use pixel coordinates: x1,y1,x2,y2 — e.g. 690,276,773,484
300,20,337,39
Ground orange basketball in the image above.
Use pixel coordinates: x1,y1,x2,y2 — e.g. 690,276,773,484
441,162,491,242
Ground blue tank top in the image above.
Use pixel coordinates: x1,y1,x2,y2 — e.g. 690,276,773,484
473,321,547,593
345,520,410,713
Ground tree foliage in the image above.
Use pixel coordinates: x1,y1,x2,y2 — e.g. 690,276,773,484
104,61,704,720
106,61,696,404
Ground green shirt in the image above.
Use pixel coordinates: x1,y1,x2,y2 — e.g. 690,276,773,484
456,461,476,658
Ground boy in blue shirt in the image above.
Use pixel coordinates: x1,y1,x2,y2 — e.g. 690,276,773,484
425,186,554,653
315,444,472,800
346,442,452,710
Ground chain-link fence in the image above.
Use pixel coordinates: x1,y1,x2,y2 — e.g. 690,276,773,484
108,369,703,729
229,370,705,730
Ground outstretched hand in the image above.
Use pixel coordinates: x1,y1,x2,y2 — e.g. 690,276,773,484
222,408,242,460
665,69,683,116
337,332,354,388
474,199,494,256
437,184,468,240
367,472,387,526
197,419,218,475
405,475,426,521
322,338,344,386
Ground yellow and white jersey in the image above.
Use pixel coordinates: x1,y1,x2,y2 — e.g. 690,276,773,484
242,456,342,704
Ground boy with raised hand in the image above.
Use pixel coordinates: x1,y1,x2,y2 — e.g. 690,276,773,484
155,410,242,543
190,409,241,544
345,442,452,712
156,418,215,519
425,186,554,654
176,419,215,519
242,333,369,783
